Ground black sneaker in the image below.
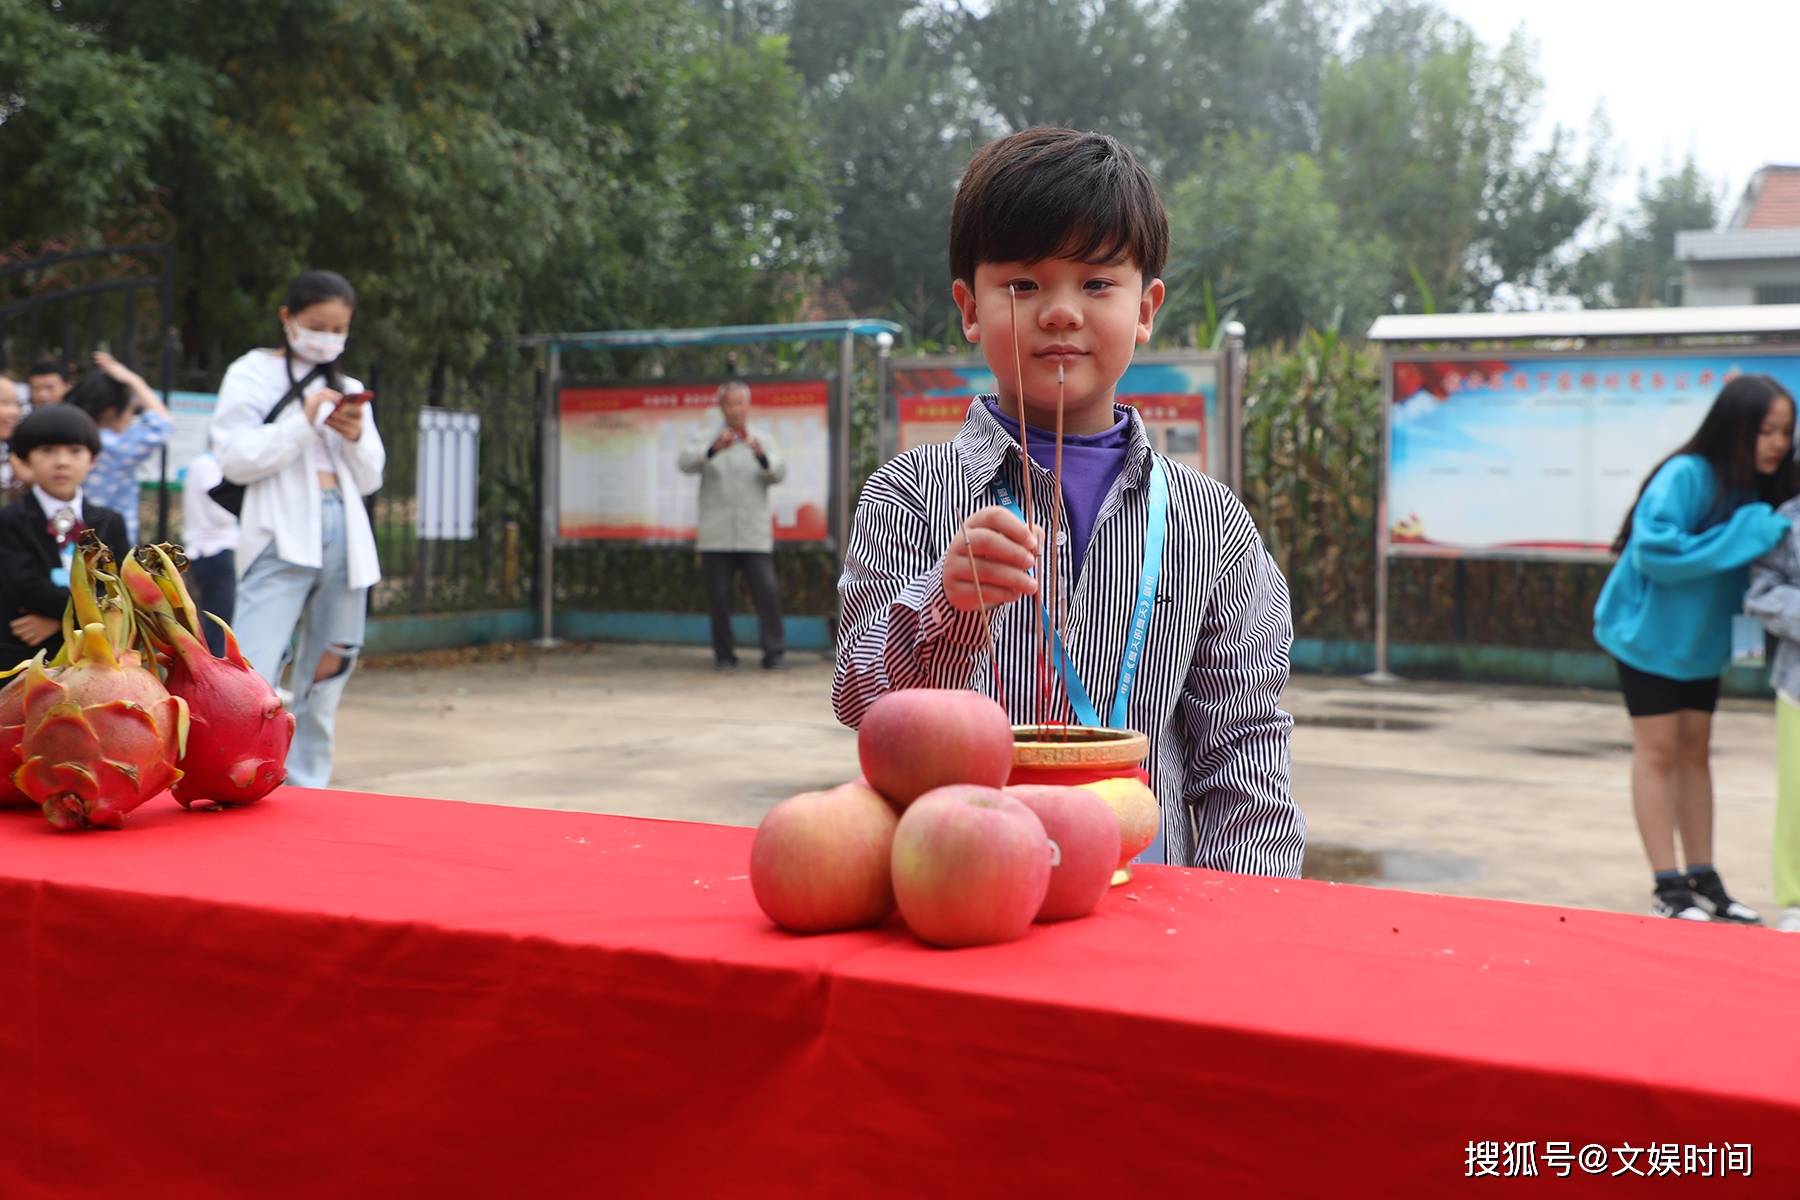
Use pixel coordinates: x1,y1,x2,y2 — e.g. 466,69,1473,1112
1686,870,1762,924
714,658,739,672
1651,886,1711,922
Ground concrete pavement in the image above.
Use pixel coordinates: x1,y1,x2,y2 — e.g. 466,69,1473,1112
331,643,1788,922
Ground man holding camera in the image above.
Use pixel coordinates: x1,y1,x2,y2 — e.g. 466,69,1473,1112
678,380,788,671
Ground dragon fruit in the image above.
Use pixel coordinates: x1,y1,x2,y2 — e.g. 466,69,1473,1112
5,537,145,816
125,544,295,807
0,661,41,807
14,542,190,830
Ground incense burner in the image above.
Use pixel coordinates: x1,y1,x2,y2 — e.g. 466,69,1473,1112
1009,725,1153,884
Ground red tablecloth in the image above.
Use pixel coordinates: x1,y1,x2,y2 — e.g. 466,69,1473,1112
3,789,1798,1198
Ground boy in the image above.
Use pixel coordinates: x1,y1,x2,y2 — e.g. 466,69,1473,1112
832,127,1303,876
68,350,174,545
27,358,69,408
0,406,131,670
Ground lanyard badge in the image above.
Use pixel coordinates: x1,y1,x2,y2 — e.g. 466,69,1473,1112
991,456,1168,728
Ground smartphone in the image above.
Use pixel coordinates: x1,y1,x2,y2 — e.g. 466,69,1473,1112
342,391,374,405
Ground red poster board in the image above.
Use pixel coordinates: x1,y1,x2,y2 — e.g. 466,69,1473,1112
558,379,830,542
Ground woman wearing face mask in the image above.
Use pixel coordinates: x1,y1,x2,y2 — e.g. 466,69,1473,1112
211,269,385,788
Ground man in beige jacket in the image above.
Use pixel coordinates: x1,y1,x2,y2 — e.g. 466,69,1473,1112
678,381,788,670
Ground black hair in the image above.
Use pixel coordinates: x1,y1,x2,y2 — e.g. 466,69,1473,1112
67,371,132,422
10,403,102,459
280,269,357,391
285,269,357,319
949,127,1169,285
28,358,67,381
1614,373,1800,552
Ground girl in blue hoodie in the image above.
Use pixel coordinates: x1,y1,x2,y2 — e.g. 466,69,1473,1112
1596,374,1797,922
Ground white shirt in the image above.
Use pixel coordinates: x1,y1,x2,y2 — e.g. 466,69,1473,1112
180,452,240,559
211,349,386,589
306,424,341,476
33,485,84,525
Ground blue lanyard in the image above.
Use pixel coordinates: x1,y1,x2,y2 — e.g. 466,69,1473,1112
992,456,1168,728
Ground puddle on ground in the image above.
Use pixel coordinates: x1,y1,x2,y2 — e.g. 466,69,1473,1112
1294,714,1437,733
1523,741,1633,759
748,781,850,804
1304,842,1485,885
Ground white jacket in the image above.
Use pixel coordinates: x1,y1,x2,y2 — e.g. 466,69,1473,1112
676,421,786,552
212,349,386,589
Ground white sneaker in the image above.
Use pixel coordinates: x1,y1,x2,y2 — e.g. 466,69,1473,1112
1651,888,1711,921
1777,908,1800,933
1686,871,1762,924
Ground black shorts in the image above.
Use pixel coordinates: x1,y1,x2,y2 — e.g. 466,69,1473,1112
1615,660,1720,717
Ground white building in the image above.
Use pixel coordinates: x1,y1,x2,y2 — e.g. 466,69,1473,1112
1676,165,1800,307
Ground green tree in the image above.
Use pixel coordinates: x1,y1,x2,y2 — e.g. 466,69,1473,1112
1318,3,1605,311
1573,157,1719,308
778,0,948,86
1156,0,1340,168
790,0,1349,340
778,0,1609,339
0,0,831,370
1162,134,1390,343
963,0,1164,148
804,24,989,337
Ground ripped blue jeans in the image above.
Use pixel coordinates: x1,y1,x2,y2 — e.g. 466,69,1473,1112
231,490,368,788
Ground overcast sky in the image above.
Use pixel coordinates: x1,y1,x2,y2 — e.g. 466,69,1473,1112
1432,0,1800,223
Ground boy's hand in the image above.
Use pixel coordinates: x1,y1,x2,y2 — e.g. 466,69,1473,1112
91,351,144,388
941,505,1041,612
93,350,169,417
10,614,59,647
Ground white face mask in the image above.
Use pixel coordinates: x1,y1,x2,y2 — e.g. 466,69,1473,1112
286,321,347,364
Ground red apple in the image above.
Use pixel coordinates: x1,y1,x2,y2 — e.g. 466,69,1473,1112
1006,785,1121,922
857,688,1013,808
891,785,1052,948
1082,777,1160,870
750,781,898,934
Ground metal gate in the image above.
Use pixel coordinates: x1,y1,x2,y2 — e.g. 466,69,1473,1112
0,242,179,539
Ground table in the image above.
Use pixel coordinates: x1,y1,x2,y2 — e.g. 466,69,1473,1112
3,789,1797,1197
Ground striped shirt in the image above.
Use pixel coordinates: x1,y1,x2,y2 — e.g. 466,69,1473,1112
833,398,1303,876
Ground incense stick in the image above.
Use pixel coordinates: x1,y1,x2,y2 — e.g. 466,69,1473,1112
1007,283,1046,725
963,529,1002,704
1049,360,1069,737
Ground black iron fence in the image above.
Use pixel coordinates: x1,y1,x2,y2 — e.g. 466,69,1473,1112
359,357,540,616
126,354,543,620
0,242,179,537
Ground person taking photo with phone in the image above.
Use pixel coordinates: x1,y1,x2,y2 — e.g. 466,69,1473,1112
210,269,385,788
